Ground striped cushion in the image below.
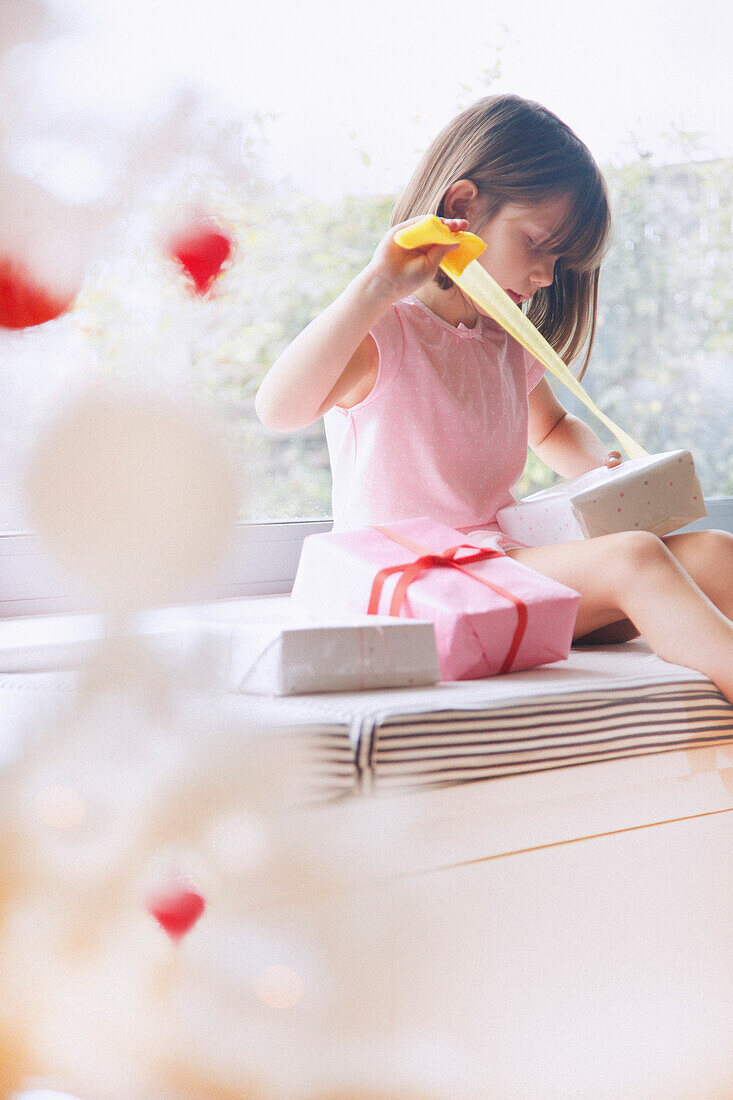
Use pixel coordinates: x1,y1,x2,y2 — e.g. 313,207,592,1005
368,680,733,792
215,639,733,796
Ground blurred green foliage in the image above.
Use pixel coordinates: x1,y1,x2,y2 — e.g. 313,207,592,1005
78,152,732,521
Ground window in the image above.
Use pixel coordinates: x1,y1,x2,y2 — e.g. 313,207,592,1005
1,1,730,613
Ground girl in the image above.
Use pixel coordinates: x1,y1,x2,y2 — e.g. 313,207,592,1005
256,94,733,702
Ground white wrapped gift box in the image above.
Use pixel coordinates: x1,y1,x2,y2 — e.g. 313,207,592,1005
190,601,440,695
496,450,706,547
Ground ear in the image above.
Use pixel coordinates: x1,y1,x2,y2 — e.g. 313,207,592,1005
442,179,480,221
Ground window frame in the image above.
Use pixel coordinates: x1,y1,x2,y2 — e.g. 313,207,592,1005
1,499,731,619
0,519,332,618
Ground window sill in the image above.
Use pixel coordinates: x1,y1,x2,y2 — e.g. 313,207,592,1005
0,519,332,618
0,497,730,620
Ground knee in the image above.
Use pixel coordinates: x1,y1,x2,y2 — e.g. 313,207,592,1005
609,530,671,573
600,531,673,597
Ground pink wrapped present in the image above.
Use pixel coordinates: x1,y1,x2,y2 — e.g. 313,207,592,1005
292,517,580,681
496,450,706,547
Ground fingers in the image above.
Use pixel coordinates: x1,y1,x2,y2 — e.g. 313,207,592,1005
390,224,465,267
380,234,453,280
424,241,460,264
387,217,469,265
438,217,469,233
369,217,471,299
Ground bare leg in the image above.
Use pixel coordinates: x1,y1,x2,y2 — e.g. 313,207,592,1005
572,528,733,645
661,529,733,620
506,531,733,702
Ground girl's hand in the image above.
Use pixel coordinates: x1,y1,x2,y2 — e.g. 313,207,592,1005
605,451,623,468
365,217,468,301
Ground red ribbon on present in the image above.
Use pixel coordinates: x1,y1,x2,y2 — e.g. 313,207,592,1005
367,526,528,674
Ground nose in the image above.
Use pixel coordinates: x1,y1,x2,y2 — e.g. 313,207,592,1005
530,255,556,289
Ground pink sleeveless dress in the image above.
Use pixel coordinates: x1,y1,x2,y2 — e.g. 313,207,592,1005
323,295,546,553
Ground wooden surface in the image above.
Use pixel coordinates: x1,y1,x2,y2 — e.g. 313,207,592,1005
285,747,733,1098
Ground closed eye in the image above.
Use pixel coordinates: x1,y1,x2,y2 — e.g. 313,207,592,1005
527,235,560,261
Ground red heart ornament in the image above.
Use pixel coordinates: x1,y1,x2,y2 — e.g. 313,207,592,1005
146,881,206,940
0,254,77,329
169,221,233,296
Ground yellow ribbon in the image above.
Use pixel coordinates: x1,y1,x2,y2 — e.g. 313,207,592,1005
395,216,647,460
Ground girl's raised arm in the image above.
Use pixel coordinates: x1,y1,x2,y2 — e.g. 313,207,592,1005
254,220,466,432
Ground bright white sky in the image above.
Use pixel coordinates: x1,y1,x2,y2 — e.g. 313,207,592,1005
10,0,733,199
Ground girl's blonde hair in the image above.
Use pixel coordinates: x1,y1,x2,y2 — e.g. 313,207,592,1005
391,94,611,377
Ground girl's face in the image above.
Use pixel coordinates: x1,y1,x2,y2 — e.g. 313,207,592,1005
473,193,572,306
